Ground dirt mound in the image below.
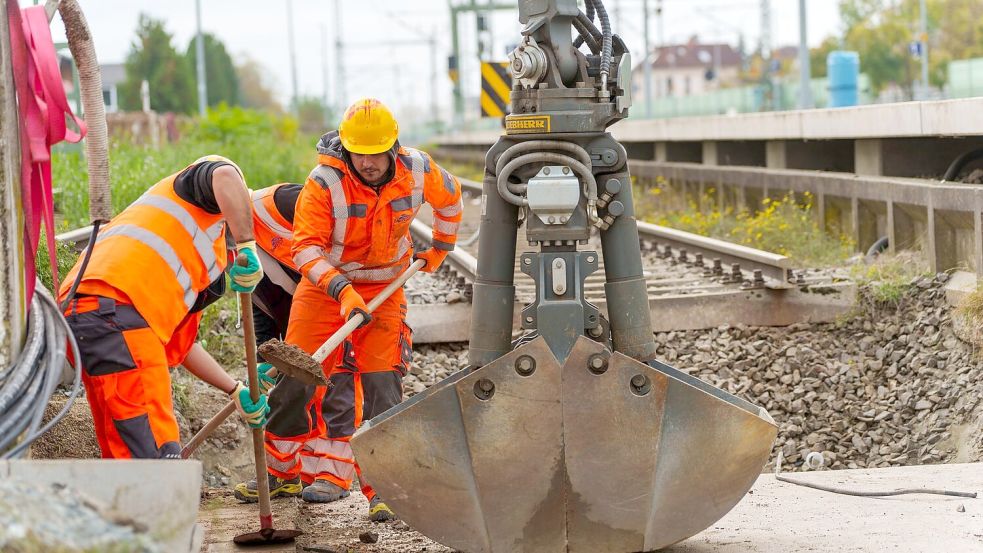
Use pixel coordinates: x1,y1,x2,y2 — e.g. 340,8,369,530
31,395,100,459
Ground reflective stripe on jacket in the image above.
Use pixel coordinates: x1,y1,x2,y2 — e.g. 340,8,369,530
251,183,297,270
60,171,229,342
292,145,463,290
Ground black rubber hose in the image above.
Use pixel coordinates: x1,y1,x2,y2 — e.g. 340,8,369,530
4,285,83,459
574,0,598,50
59,219,102,311
573,15,601,53
592,0,614,82
942,148,983,182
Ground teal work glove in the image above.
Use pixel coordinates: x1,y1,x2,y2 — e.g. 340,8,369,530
229,381,270,429
230,241,264,293
257,362,278,394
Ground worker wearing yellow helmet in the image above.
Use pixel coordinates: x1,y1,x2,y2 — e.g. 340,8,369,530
235,98,464,522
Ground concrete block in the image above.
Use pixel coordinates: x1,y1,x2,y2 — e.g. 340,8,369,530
920,97,983,136
0,459,203,553
855,139,884,176
765,141,787,169
945,270,978,307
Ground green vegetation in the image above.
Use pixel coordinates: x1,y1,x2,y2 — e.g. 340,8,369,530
811,0,983,95
850,252,930,307
118,15,196,113
635,179,855,267
185,33,240,108
52,105,315,228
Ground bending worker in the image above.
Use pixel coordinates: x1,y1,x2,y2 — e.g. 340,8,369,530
59,156,270,459
236,98,463,522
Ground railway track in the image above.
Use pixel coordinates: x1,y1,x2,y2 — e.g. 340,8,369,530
405,176,855,344
55,177,855,345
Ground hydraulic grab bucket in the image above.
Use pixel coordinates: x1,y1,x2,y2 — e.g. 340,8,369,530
353,337,777,552
353,0,777,549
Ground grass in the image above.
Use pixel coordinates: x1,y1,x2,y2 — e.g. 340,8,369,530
850,251,931,307
437,160,485,182
52,105,316,229
634,177,855,267
46,106,308,379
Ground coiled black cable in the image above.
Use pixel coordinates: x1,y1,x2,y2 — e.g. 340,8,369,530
0,223,95,458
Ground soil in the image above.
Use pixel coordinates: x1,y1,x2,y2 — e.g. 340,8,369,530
198,488,450,553
259,339,330,386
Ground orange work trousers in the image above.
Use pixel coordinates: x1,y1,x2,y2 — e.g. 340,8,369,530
264,279,410,498
64,295,198,459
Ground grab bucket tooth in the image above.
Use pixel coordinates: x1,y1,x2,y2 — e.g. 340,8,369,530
352,337,777,552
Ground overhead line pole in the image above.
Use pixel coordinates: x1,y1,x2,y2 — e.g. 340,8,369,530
643,0,652,117
797,0,813,109
334,0,345,111
194,0,206,115
286,0,299,111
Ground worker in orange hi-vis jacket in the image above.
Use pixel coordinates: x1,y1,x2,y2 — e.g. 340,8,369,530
58,156,270,460
234,98,463,522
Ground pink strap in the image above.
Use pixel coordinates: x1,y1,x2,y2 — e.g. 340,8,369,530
7,1,88,301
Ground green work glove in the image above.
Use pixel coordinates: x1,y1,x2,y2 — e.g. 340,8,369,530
229,381,270,429
230,241,264,293
257,362,278,394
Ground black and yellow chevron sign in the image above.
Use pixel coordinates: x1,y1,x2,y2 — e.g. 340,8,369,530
480,61,512,118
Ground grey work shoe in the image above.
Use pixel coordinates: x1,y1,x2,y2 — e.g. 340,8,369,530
233,473,303,503
301,478,350,503
368,495,397,522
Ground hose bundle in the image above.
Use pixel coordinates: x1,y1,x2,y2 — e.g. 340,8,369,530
0,283,82,458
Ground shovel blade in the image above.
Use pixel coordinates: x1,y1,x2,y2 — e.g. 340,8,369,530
351,337,777,553
232,527,303,546
257,339,330,387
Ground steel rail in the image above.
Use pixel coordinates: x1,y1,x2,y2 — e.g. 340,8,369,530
409,219,477,280
636,221,794,288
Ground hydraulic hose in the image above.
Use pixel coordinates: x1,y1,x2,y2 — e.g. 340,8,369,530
942,148,983,182
573,15,601,54
592,0,614,92
494,140,593,178
497,152,598,209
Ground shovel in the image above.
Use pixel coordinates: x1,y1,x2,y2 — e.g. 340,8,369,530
258,259,425,380
181,258,425,459
232,264,303,546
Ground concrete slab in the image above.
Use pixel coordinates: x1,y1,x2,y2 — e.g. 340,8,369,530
669,463,983,552
435,98,983,146
946,270,978,307
0,459,203,553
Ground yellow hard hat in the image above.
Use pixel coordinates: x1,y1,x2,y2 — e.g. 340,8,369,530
339,98,399,154
193,154,245,183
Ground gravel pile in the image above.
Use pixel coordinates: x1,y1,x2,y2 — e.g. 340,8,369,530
402,273,983,474
654,272,983,471
405,270,470,305
403,343,470,397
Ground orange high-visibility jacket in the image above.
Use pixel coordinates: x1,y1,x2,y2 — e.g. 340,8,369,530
61,171,230,343
251,183,296,269
292,134,463,294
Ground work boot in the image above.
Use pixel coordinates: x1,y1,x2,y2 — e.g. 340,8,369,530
233,473,303,503
368,496,397,522
301,478,350,503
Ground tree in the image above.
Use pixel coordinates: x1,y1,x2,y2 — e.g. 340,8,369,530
186,33,240,108
118,14,196,114
236,57,283,113
294,96,335,135
809,36,841,79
